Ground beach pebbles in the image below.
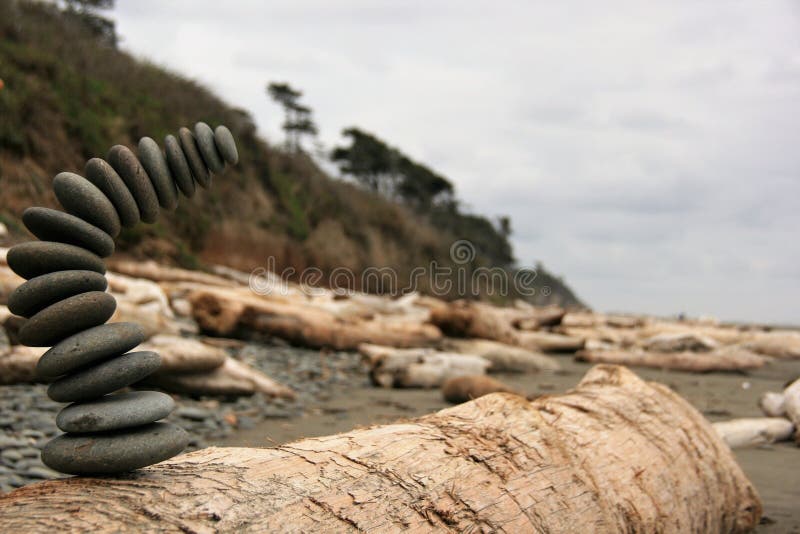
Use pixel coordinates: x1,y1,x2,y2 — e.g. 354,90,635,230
4,122,237,475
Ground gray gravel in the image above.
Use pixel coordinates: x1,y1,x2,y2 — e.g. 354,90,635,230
0,341,366,493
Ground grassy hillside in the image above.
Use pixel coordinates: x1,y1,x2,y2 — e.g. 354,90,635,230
0,0,584,308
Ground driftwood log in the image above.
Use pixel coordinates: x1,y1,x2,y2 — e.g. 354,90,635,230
0,345,46,384
712,417,795,448
188,286,441,349
439,338,560,372
441,374,518,403
576,347,765,372
0,365,761,532
427,300,568,341
744,331,800,359
360,343,491,388
515,331,585,352
144,356,295,399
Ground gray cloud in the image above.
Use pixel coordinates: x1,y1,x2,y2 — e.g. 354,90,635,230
114,0,800,324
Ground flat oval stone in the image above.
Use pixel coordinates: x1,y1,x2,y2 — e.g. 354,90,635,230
56,391,175,433
214,125,238,165
85,158,141,227
8,270,108,318
23,207,114,257
37,322,145,378
138,137,178,210
178,127,211,188
42,422,188,475
19,291,116,347
53,172,121,238
6,241,105,280
164,134,195,197
194,122,224,173
107,145,159,223
47,350,161,402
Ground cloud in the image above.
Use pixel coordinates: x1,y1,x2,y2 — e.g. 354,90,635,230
112,1,800,324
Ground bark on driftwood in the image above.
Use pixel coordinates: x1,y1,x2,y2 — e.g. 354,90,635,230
576,347,766,372
0,365,761,533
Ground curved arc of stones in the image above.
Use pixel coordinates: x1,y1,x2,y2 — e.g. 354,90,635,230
6,122,238,475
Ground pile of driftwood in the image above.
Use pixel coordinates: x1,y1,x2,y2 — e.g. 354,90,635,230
0,366,762,532
3,248,799,397
0,252,293,398
714,377,800,449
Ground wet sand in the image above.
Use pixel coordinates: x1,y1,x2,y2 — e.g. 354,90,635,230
218,356,800,532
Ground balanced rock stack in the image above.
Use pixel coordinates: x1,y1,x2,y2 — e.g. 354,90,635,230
5,122,239,475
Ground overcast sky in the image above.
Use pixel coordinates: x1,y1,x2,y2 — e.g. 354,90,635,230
113,1,799,324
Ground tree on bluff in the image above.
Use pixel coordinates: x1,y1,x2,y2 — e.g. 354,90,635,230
267,82,318,153
60,0,117,46
332,127,514,269
331,127,454,208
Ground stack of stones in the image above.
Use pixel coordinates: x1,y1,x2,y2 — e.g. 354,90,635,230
5,123,239,476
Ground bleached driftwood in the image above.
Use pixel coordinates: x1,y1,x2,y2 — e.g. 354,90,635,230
0,366,761,532
427,300,569,342
515,331,585,352
712,418,795,448
145,357,294,399
759,392,786,417
441,374,518,403
642,332,719,352
555,326,637,348
440,338,560,372
138,335,227,373
110,301,185,339
189,287,441,350
109,260,237,287
637,322,749,346
0,345,46,384
0,265,22,306
575,347,765,372
359,343,491,388
743,331,800,359
783,378,800,429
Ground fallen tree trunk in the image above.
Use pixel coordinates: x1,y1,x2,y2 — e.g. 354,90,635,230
515,331,585,352
441,374,518,403
641,332,719,352
109,260,237,287
144,357,295,399
712,417,795,448
360,343,491,388
744,331,800,359
427,300,566,341
576,347,766,372
0,365,761,532
189,287,441,350
138,335,227,373
439,338,560,372
0,346,46,384
783,378,800,429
